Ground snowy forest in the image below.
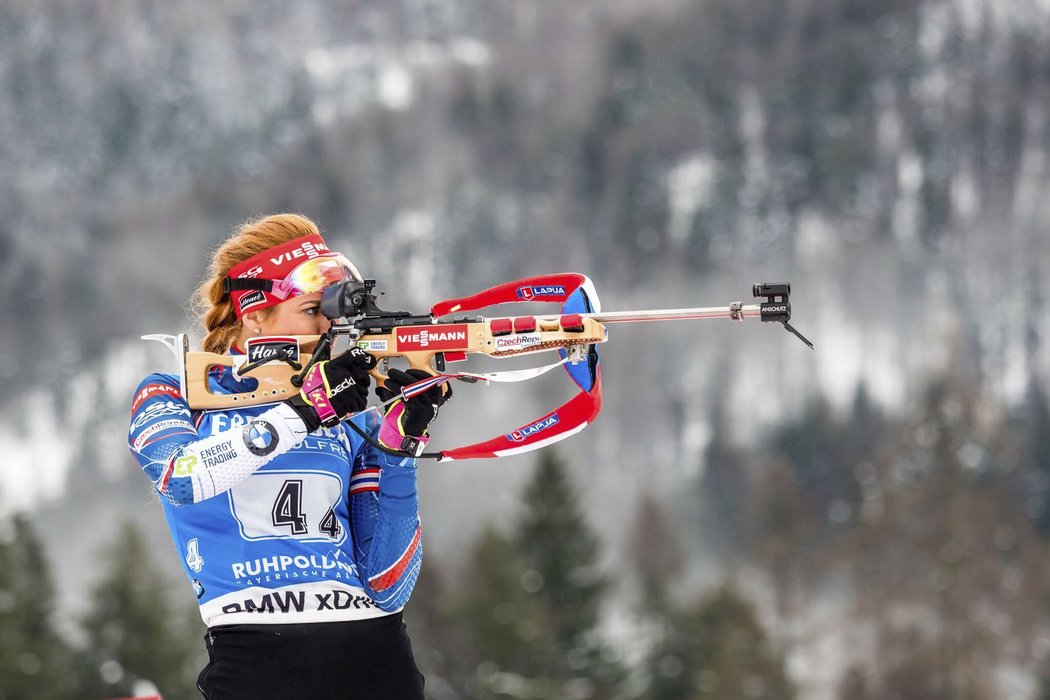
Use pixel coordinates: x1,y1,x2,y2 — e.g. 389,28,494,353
4,0,1050,698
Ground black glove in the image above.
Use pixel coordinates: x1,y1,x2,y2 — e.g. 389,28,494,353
376,368,452,438
287,347,377,432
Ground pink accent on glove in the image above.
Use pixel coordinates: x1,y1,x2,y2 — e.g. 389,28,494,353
378,401,431,451
301,364,338,426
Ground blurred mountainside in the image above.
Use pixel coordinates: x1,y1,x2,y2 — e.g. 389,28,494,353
4,0,1050,626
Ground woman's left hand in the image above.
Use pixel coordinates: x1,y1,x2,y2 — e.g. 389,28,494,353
377,368,452,438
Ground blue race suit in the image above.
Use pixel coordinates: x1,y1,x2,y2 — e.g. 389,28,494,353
127,363,422,628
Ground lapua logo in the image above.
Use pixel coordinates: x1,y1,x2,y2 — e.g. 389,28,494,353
246,336,300,365
507,413,559,442
516,285,567,300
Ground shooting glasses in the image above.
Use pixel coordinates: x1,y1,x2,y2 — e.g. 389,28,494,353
224,254,364,301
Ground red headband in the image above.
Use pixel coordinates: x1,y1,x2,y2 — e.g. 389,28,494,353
226,235,334,318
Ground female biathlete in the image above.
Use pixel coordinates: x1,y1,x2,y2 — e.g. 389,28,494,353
128,213,448,699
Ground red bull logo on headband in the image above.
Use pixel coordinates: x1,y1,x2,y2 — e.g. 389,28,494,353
507,413,559,442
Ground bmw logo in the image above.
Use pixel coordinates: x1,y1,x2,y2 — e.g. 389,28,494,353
243,420,279,456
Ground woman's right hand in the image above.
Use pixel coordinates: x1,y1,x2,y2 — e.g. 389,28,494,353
286,347,377,431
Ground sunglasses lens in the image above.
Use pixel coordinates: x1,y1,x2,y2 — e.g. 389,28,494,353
283,255,361,295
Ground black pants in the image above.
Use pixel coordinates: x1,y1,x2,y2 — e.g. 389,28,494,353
197,613,425,699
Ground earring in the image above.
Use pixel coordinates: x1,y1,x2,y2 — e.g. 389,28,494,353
254,327,262,336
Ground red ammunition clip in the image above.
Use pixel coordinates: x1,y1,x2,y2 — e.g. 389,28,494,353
490,319,513,336
513,316,537,333
560,314,585,332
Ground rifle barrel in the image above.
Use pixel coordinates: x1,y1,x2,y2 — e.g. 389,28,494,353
586,304,762,324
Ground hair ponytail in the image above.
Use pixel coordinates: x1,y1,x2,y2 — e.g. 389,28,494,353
192,213,322,354
197,282,241,354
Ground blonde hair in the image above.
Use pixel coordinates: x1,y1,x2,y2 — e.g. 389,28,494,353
193,213,321,353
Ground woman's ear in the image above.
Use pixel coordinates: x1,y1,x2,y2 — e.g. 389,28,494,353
242,310,263,335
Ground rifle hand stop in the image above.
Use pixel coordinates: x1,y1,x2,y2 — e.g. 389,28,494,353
753,282,814,349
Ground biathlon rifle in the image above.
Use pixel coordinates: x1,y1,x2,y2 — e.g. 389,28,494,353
143,273,811,462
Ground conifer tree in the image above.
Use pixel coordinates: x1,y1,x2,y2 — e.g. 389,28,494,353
837,666,875,700
696,377,753,560
461,450,623,698
0,514,77,700
515,451,607,655
645,585,794,700
769,394,859,516
625,491,684,610
460,526,546,682
75,520,204,700
1018,380,1050,532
